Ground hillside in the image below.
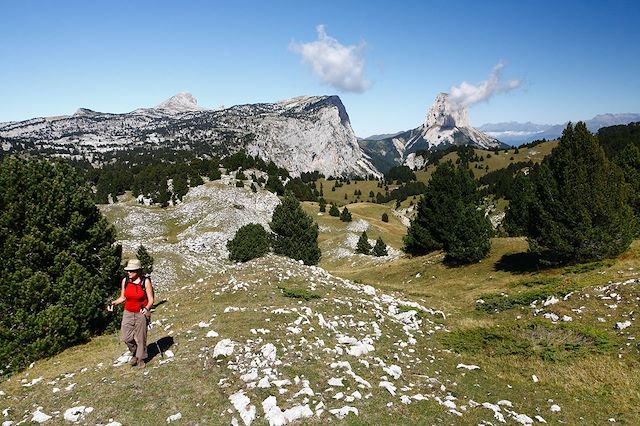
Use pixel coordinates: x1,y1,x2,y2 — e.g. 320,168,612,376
0,94,379,178
1,178,638,424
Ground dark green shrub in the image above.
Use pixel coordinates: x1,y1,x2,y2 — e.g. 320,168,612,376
227,223,270,262
381,212,389,222
278,286,321,301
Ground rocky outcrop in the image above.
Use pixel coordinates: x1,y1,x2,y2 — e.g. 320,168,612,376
359,93,508,173
0,94,380,178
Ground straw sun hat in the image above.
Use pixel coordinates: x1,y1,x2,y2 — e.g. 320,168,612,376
123,259,143,271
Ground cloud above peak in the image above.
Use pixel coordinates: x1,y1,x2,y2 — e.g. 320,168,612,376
449,63,520,111
290,25,371,93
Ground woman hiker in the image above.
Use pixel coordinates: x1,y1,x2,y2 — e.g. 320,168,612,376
108,258,155,368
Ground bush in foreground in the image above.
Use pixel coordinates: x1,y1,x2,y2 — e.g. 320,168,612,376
0,157,121,375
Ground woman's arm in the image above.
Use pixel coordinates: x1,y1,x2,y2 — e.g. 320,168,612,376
107,278,127,311
143,277,154,311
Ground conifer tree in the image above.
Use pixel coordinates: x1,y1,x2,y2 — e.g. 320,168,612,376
526,122,635,264
503,172,536,236
0,157,121,374
172,173,188,201
404,161,492,263
340,206,352,222
372,237,388,256
381,212,389,223
271,194,321,265
319,197,326,212
329,203,340,217
356,231,372,254
612,143,640,232
136,245,154,276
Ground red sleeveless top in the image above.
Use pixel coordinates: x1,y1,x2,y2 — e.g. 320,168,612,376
124,278,148,313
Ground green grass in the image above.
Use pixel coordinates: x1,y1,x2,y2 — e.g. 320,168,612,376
415,140,559,182
4,182,640,425
440,320,614,361
315,179,394,207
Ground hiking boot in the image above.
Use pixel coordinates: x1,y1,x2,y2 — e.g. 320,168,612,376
137,359,146,369
128,356,138,366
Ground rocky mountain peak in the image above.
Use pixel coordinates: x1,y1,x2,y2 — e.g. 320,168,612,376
358,93,506,173
425,93,469,128
156,92,206,112
0,93,380,178
73,108,100,117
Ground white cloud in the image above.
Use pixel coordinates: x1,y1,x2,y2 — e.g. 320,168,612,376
449,63,520,110
290,25,371,93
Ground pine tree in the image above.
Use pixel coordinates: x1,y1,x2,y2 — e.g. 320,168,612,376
612,143,640,233
372,237,388,257
356,231,372,254
381,212,389,222
136,245,154,276
319,197,326,212
503,172,536,236
526,122,636,264
271,194,321,265
0,157,121,374
329,204,340,217
403,161,492,263
340,206,352,222
208,167,222,181
266,175,285,195
172,173,188,201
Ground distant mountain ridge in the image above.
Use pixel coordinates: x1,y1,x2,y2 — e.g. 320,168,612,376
0,93,380,178
478,113,640,145
358,93,508,173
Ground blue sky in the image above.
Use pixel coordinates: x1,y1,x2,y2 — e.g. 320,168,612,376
2,0,639,136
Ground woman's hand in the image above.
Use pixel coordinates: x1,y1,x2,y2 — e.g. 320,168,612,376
107,302,114,312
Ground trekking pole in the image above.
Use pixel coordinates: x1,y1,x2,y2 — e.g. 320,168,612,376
147,312,163,359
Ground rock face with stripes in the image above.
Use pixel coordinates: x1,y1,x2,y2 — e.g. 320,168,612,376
0,93,380,178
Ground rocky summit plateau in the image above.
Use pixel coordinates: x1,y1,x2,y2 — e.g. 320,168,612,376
359,93,508,173
0,93,380,178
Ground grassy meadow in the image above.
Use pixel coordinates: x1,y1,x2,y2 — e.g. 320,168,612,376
2,182,639,424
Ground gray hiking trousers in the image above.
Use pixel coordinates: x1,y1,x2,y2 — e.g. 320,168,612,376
121,310,149,360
